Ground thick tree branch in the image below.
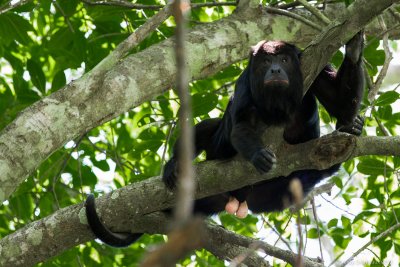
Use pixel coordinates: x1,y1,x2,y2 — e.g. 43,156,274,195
1,134,400,266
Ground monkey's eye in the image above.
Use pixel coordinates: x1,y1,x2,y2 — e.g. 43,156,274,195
282,58,287,63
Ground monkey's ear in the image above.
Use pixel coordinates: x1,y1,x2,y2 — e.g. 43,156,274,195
294,46,302,59
284,42,302,59
250,40,266,57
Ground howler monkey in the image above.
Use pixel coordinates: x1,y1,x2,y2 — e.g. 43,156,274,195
85,32,365,247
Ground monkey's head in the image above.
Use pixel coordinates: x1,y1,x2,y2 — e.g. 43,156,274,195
248,41,303,124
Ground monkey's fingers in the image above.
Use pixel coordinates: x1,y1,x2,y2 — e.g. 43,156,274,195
252,148,276,173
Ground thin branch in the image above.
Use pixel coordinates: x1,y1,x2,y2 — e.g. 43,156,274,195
338,223,400,267
82,0,163,9
0,0,33,15
53,1,75,33
310,198,324,263
205,224,323,267
389,6,400,21
82,0,237,10
266,7,323,31
109,3,173,63
368,16,394,102
297,0,331,25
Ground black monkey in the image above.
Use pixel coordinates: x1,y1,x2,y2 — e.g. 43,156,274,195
85,33,365,247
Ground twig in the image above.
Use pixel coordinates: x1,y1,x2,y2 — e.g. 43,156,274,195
266,7,322,31
0,0,33,15
297,0,331,25
82,0,163,9
338,223,400,267
111,3,173,62
53,1,75,33
160,120,177,175
51,134,85,209
82,0,237,10
373,107,390,136
264,219,293,251
205,223,323,267
383,157,399,224
310,198,324,263
289,182,334,213
368,16,393,102
389,6,400,22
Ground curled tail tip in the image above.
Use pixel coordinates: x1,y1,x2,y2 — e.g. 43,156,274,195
84,193,140,247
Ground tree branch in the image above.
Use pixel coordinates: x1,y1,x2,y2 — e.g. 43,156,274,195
205,224,323,267
1,134,400,266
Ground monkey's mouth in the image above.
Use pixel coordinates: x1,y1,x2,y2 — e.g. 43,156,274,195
264,80,289,87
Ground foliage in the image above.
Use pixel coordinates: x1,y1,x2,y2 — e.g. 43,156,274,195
0,0,399,266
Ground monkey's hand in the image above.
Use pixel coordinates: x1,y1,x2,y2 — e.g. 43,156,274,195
337,115,364,136
250,147,276,173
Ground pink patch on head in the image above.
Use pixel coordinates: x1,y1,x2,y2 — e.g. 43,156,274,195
252,41,287,56
262,41,286,54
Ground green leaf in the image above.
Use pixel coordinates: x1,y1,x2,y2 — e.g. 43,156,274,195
364,38,385,67
0,14,33,45
307,228,319,238
357,158,392,175
48,27,72,49
51,70,66,92
328,218,338,228
93,159,110,172
192,92,218,117
374,91,399,106
375,105,393,121
27,59,46,93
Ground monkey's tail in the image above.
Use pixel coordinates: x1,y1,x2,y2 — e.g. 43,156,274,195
85,194,142,247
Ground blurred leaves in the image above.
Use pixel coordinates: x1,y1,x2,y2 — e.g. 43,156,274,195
0,0,399,266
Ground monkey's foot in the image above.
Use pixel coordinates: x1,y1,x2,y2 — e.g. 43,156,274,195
225,197,248,218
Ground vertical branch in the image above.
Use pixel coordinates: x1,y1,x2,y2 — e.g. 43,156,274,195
141,2,206,266
290,179,304,267
173,0,195,223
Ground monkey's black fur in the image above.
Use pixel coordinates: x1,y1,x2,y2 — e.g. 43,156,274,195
85,33,365,247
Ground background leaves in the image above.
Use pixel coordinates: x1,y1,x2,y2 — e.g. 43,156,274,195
0,0,399,266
